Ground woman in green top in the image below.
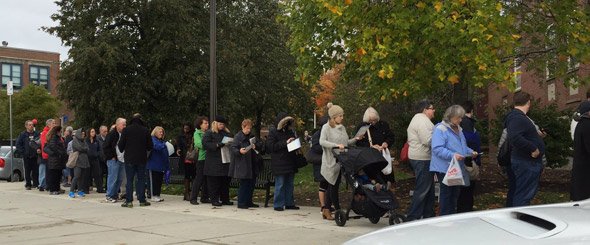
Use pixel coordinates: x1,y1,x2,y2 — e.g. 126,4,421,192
190,116,211,205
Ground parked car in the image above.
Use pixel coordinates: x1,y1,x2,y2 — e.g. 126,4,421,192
0,146,24,182
345,200,590,245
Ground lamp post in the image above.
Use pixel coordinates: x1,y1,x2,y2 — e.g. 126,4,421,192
209,0,217,120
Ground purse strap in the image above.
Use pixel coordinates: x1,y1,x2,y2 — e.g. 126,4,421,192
367,127,373,146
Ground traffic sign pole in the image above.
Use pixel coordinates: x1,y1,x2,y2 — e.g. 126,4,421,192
7,81,14,181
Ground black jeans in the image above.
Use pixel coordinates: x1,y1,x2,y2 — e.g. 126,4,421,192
46,168,63,192
325,173,342,210
149,170,164,197
238,178,255,206
190,160,209,201
89,159,104,192
457,180,476,213
24,157,39,187
70,167,89,193
207,175,230,203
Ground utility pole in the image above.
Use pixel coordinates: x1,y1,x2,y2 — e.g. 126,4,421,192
209,0,217,120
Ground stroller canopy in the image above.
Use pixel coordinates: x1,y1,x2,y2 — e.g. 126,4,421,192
334,147,387,175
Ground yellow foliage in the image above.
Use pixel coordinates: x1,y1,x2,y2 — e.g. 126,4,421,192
448,75,460,84
416,2,426,9
378,69,386,79
486,34,493,40
345,0,352,6
357,47,367,56
434,2,442,12
471,38,478,43
496,3,502,12
478,64,487,71
511,34,521,39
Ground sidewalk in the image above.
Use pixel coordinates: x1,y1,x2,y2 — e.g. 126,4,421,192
0,182,387,244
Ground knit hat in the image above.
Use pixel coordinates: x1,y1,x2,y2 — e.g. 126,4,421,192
215,115,228,124
578,101,590,115
327,103,344,119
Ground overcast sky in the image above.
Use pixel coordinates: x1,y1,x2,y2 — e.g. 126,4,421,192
0,0,69,61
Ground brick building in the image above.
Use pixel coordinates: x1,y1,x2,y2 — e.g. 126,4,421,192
0,44,60,95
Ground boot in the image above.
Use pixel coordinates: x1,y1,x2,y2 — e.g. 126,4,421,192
183,179,191,201
322,207,334,220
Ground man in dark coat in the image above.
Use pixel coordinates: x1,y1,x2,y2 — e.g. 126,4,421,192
505,91,545,207
267,113,300,211
203,115,233,207
16,120,40,190
118,114,153,207
572,101,590,201
457,101,482,213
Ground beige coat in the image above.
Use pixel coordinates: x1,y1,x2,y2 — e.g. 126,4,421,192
320,123,357,185
407,113,434,160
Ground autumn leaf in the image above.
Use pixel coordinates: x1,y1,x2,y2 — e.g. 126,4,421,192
357,47,367,56
416,2,426,9
478,64,487,71
345,0,352,6
434,1,442,12
496,3,502,11
378,69,386,79
448,75,460,84
511,34,521,39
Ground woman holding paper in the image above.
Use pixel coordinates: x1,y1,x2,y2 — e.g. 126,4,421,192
430,105,478,216
146,126,170,202
320,103,362,220
229,119,263,209
268,113,300,211
355,107,396,190
203,115,233,207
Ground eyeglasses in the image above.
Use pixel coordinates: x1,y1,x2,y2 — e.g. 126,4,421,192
426,107,435,110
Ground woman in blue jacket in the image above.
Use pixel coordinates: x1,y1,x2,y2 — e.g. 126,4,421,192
147,126,170,202
430,105,478,216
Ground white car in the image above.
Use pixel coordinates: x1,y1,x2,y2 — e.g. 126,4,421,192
0,146,24,182
345,200,590,245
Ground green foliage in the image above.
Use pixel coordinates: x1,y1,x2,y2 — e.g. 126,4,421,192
281,0,590,101
45,0,310,133
490,101,573,168
0,85,61,139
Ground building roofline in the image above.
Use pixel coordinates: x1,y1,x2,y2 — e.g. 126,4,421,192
0,46,61,56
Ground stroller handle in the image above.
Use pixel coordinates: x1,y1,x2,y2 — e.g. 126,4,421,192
331,146,349,155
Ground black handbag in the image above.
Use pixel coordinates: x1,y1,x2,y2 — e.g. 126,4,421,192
295,151,308,169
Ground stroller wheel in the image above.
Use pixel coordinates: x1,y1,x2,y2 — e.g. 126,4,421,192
335,209,347,227
369,216,380,224
389,213,405,225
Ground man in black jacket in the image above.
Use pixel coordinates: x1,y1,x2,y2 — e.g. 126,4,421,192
103,118,126,203
16,120,40,190
505,91,545,207
118,114,153,207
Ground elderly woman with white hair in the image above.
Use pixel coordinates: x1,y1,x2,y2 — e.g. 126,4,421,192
430,105,478,216
356,107,396,187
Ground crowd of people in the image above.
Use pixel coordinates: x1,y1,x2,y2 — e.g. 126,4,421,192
13,90,588,221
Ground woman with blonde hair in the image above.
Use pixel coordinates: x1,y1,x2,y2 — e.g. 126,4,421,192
203,116,233,207
146,126,170,202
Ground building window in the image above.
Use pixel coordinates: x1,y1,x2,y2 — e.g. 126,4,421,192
548,83,556,101
568,57,580,95
30,66,50,89
514,64,522,91
1,63,22,89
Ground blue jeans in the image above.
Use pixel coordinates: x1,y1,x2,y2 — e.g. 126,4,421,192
511,158,542,207
238,178,255,206
38,159,47,188
106,160,125,199
274,173,295,208
406,160,436,220
435,172,461,216
125,163,147,203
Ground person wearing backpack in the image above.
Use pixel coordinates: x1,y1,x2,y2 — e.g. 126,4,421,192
306,116,330,219
16,120,41,190
504,91,545,207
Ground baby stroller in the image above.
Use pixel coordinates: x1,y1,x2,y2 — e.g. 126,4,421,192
332,147,405,227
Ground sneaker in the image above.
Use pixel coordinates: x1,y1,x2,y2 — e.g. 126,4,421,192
25,186,32,190
248,203,260,208
151,196,162,202
222,201,234,206
285,206,300,210
77,191,86,197
211,202,222,207
140,201,151,207
106,197,117,203
49,191,60,195
69,192,75,198
274,207,284,211
190,200,199,205
121,202,133,208
39,187,45,192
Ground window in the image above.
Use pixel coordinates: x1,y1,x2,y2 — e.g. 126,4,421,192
1,63,22,89
548,83,556,101
30,66,50,89
545,24,557,81
514,64,522,91
568,56,580,95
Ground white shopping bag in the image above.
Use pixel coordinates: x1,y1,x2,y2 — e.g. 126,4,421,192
442,157,465,186
381,148,393,175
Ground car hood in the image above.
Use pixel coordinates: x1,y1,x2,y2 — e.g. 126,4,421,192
345,200,590,245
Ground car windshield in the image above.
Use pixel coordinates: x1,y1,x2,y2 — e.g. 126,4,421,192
0,148,12,158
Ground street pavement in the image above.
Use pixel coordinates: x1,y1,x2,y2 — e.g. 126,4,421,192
0,182,388,244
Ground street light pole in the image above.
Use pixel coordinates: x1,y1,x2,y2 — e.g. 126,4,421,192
209,0,217,121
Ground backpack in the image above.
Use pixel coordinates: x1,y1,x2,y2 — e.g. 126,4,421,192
497,137,511,167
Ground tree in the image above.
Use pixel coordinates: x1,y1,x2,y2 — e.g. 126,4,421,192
280,0,590,101
46,0,311,135
45,0,210,130
0,86,62,139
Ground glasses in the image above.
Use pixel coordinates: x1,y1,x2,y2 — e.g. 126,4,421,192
426,107,435,110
